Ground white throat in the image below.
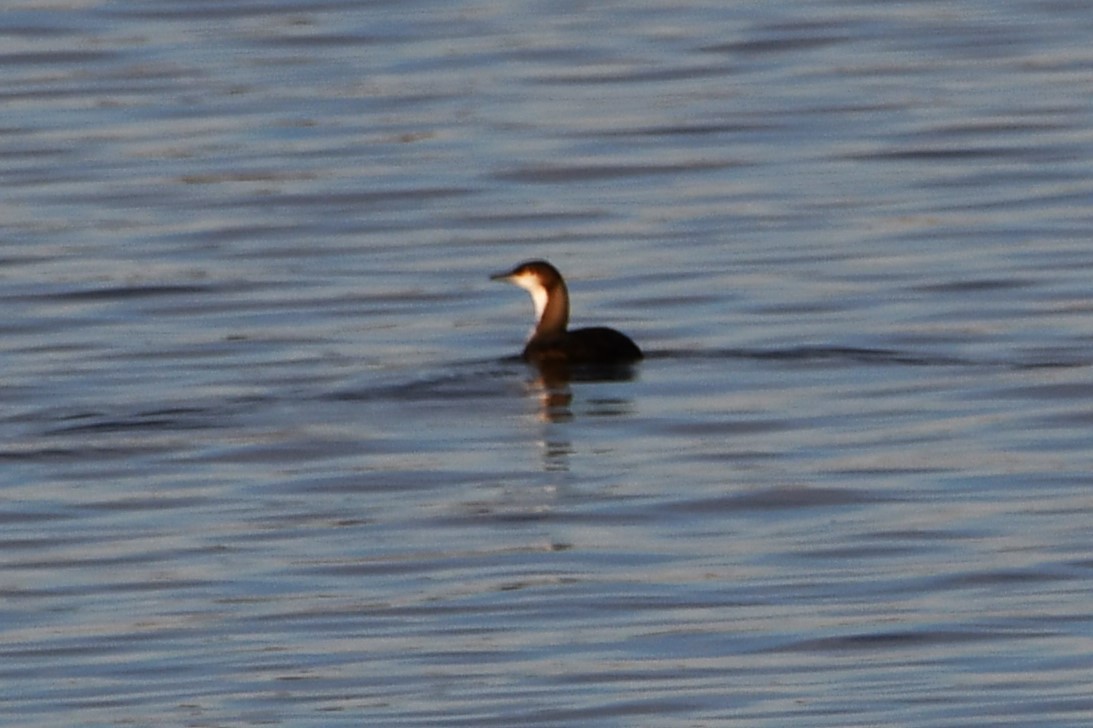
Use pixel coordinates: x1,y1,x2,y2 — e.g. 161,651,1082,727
512,273,548,325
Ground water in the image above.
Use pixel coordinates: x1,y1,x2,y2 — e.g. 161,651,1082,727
3,1,1093,725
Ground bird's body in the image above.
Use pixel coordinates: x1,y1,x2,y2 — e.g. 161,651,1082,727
491,260,642,366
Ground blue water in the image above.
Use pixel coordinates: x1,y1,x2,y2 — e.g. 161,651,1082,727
3,1,1093,726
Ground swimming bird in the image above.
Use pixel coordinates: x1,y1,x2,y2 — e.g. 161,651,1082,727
491,259,642,366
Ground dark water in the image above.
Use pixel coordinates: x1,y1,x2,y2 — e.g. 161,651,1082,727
4,1,1093,726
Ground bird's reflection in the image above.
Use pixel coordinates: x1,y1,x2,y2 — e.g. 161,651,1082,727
518,360,641,473
527,360,638,423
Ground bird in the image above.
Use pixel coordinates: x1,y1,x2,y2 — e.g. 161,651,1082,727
490,259,642,366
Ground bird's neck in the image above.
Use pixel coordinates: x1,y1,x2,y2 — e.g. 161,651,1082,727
532,279,569,340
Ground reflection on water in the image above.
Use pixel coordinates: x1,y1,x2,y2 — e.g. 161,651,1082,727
524,361,642,474
4,0,1093,726
533,376,575,423
529,360,641,419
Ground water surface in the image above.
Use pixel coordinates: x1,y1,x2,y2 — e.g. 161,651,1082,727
3,1,1093,726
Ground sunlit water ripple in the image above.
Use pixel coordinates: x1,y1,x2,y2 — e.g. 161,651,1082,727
3,1,1093,726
